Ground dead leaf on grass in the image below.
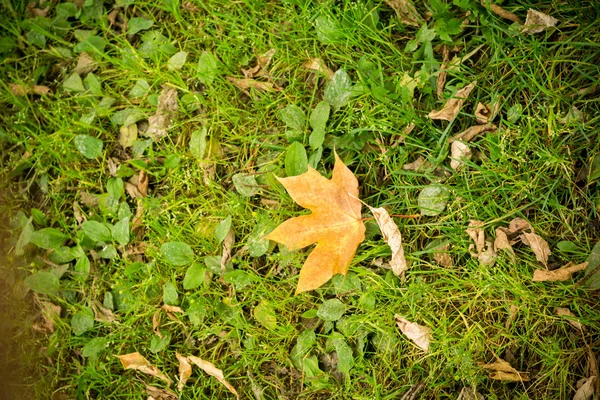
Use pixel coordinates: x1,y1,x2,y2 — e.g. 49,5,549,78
505,303,519,330
479,242,497,266
92,300,116,323
533,262,587,282
226,76,278,93
522,9,558,34
574,376,596,400
555,307,584,330
162,304,184,313
138,170,149,197
466,220,485,255
367,206,408,277
451,123,497,142
34,299,61,333
494,228,515,260
152,311,162,337
474,102,500,124
480,1,521,23
9,83,52,96
73,52,97,76
481,358,530,382
394,315,432,352
176,353,192,392
125,182,143,199
457,387,485,400
146,87,179,141
433,243,454,267
146,384,178,400
304,58,335,80
181,1,200,12
428,81,477,122
116,352,173,386
242,49,276,78
436,45,450,100
521,232,550,266
221,228,235,274
402,156,430,171
187,355,239,398
386,0,424,27
450,140,472,170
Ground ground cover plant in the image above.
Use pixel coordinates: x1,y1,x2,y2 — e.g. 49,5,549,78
1,0,600,398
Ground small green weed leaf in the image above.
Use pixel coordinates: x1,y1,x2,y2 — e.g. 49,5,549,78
71,307,94,336
302,309,318,319
280,104,306,132
187,301,206,326
103,292,114,310
98,244,117,259
290,329,316,369
232,173,259,197
405,39,419,52
74,256,90,280
416,24,436,42
84,73,102,95
117,202,132,220
190,128,207,159
215,301,244,328
24,271,60,295
163,282,179,305
74,134,103,159
556,241,578,253
324,69,353,111
317,299,345,322
82,337,108,358
150,332,171,353
132,139,153,158
124,261,144,277
285,142,308,177
248,235,269,257
309,101,330,149
161,241,194,266
302,355,323,378
128,79,150,98
197,51,220,84
119,124,137,148
507,104,523,123
31,208,47,226
74,36,106,54
49,246,76,264
588,155,600,183
97,194,119,217
138,31,177,58
164,154,181,169
254,300,277,330
56,3,79,18
167,51,188,70
223,270,255,290
26,30,46,48
110,108,145,126
0,37,17,53
106,177,124,199
63,73,86,92
359,291,376,312
112,217,130,246
308,147,323,169
82,221,112,242
585,242,600,289
435,18,461,42
315,15,342,44
30,228,69,250
183,263,205,290
418,184,450,216
330,336,354,374
128,17,154,35
214,216,232,244
16,217,34,256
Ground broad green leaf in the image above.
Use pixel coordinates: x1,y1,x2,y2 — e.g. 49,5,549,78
416,24,436,42
163,282,179,305
110,108,145,126
117,202,132,220
164,154,181,169
97,194,119,217
15,217,34,255
315,15,342,44
128,79,150,98
285,142,308,177
418,184,450,216
254,300,277,330
26,30,46,48
290,329,316,369
128,17,154,35
150,332,171,353
111,217,130,246
106,177,124,199
82,337,108,358
98,244,117,259
24,271,60,295
327,335,354,374
309,101,330,149
103,292,114,310
84,73,102,95
556,241,578,253
161,241,194,266
56,3,79,18
280,104,306,132
507,104,522,123
317,299,345,322
223,270,255,290
49,246,76,264
30,228,69,250
73,35,106,53
589,155,600,183
82,221,112,242
167,51,187,70
74,256,90,280
214,216,232,244
138,31,177,58
189,128,207,159
187,301,206,326
183,263,205,290
63,73,86,92
71,307,94,336
324,69,353,111
74,134,103,159
197,51,220,84
232,173,259,197
585,242,600,289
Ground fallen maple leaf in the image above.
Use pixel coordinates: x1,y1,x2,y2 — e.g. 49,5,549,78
116,352,172,386
532,262,587,282
265,153,366,294
366,206,408,277
187,355,238,398
480,357,530,382
394,314,432,351
428,81,477,121
522,9,558,34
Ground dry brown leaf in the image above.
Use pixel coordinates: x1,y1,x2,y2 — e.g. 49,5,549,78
481,358,530,382
220,228,235,274
494,228,515,260
145,384,178,400
508,218,533,234
116,352,172,386
433,243,454,267
73,52,97,76
264,152,365,294
574,376,596,400
436,45,450,100
138,170,149,197
522,9,558,34
386,0,424,27
152,310,162,337
532,262,587,282
480,1,521,23
428,81,477,122
367,206,408,277
187,355,239,398
162,304,184,313
478,242,496,266
505,303,519,330
457,387,485,400
450,140,471,171
474,102,494,124
520,232,550,266
92,300,116,323
402,156,429,171
181,1,200,12
555,307,584,330
9,83,52,96
394,315,432,351
304,58,335,80
451,123,497,142
35,300,61,333
176,353,192,392
226,76,278,93
242,49,276,78
125,182,143,199
147,88,179,141
466,220,485,255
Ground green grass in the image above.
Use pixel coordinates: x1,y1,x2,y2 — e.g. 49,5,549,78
1,0,600,398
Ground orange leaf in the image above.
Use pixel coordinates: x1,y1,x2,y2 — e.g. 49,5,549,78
265,152,366,293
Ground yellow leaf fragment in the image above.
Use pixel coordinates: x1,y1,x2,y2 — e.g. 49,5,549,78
116,352,173,386
176,353,192,392
226,76,278,92
481,358,530,382
367,206,408,277
385,0,424,27
304,58,335,80
555,307,584,330
264,152,366,294
522,9,558,34
521,232,550,266
394,314,432,351
187,355,239,398
428,81,477,121
532,262,587,282
574,376,596,400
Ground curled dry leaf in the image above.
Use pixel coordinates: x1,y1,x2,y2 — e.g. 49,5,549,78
451,123,497,142
74,52,97,76
176,352,192,392
522,9,558,34
226,76,278,93
481,358,530,382
187,355,239,398
480,0,521,23
450,140,471,171
304,58,335,80
394,315,432,352
147,87,179,141
466,220,485,255
9,83,52,96
433,243,454,267
428,81,477,122
116,352,173,386
532,262,587,282
573,376,596,400
242,49,276,78
457,387,485,400
181,1,200,12
367,206,408,277
385,0,424,27
479,242,497,266
494,228,516,260
34,300,61,333
504,303,519,330
146,384,178,400
509,217,533,234
402,156,429,171
521,232,550,266
138,170,149,197
162,304,184,313
474,102,499,124
436,45,450,100
92,300,116,322
555,307,584,330
220,228,235,274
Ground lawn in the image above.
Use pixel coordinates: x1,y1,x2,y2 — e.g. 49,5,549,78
1,0,600,399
